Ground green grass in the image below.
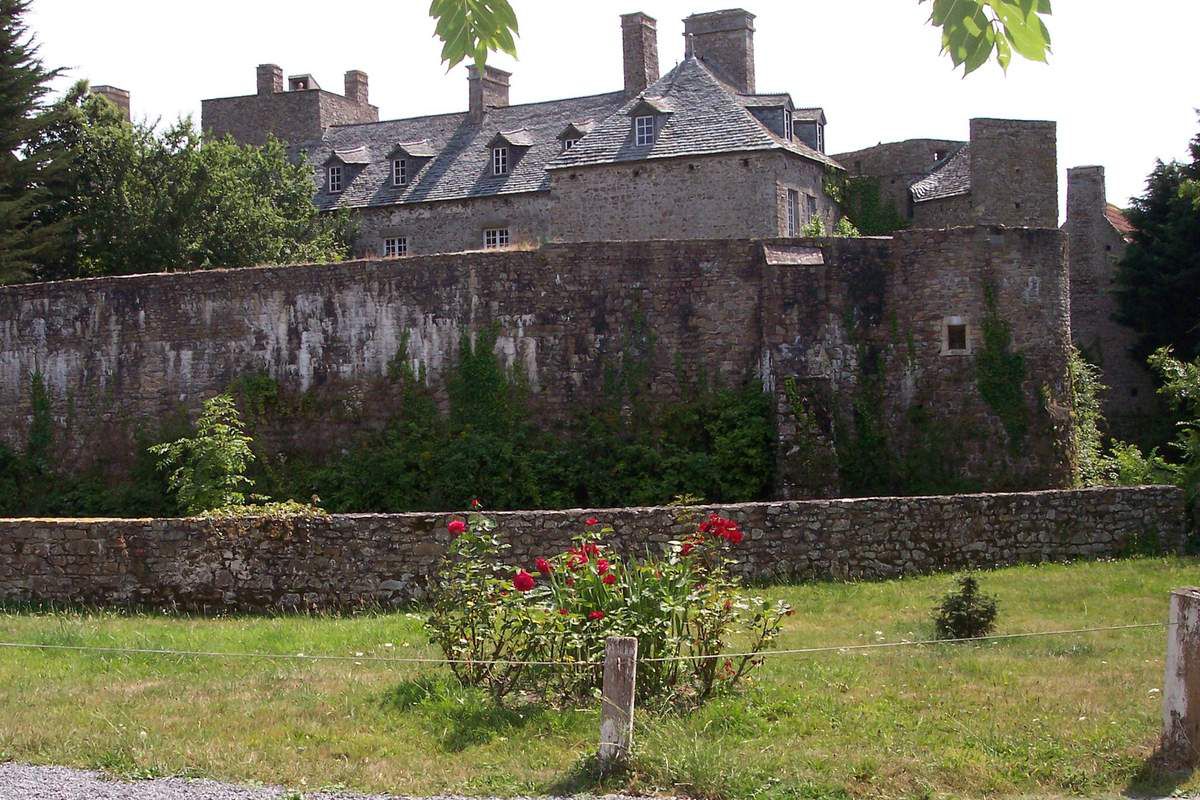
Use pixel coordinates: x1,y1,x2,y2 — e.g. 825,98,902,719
0,557,1197,799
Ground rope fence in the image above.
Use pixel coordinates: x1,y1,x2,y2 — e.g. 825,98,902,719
1,588,1196,769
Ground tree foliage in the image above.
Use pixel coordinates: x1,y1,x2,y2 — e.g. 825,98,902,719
149,393,256,515
1115,120,1200,362
0,0,74,283
18,84,354,283
427,0,1051,75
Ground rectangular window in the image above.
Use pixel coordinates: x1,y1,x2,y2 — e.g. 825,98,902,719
383,237,408,258
947,324,968,352
634,115,656,147
392,159,407,186
483,228,510,249
562,138,579,152
328,165,343,193
492,147,508,175
786,189,800,237
806,194,818,222
783,109,793,141
816,124,825,153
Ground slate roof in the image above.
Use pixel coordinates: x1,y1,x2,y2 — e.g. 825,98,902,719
551,57,839,171
306,55,838,212
308,91,626,211
910,144,971,202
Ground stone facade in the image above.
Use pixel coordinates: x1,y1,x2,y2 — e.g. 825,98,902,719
833,138,964,218
0,486,1183,612
201,65,378,148
1063,165,1159,439
968,119,1058,228
0,228,1074,495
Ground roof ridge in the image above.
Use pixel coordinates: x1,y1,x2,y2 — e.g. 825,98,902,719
328,90,627,130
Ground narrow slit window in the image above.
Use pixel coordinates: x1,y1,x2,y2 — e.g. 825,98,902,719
786,189,800,237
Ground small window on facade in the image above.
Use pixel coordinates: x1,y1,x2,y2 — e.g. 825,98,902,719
484,227,510,249
783,109,793,141
933,150,946,162
806,194,818,222
562,138,579,152
383,236,408,257
392,159,407,186
943,317,969,355
786,189,800,237
634,115,656,147
328,165,343,193
816,124,825,153
492,147,508,175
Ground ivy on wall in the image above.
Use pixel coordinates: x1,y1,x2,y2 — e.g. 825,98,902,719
976,286,1030,450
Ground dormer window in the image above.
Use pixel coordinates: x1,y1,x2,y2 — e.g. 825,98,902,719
635,115,656,147
392,159,407,186
783,109,793,142
493,146,509,175
328,165,343,193
562,138,579,152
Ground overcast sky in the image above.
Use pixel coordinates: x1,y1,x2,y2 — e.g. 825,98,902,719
25,0,1200,215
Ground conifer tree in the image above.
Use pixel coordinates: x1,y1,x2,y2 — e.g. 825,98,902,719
0,0,72,283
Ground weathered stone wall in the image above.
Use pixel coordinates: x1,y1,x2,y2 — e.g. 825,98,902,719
1063,165,1160,441
549,152,833,242
969,118,1058,228
911,194,972,229
0,228,1072,493
0,486,1183,612
201,89,378,148
351,192,553,257
832,138,965,219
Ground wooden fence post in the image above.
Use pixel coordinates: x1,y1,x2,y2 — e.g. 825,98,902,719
1163,587,1200,767
599,636,637,768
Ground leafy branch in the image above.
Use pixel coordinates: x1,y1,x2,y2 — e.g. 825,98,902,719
429,0,519,72
922,0,1052,75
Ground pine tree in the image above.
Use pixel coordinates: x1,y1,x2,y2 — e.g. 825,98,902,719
1115,121,1200,361
0,0,72,283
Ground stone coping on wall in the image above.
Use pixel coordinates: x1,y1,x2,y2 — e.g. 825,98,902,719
0,486,1186,612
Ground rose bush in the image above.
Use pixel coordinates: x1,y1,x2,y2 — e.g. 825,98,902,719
425,507,792,707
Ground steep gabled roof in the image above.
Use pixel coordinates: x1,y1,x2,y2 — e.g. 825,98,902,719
327,145,371,165
910,144,971,202
1105,203,1135,239
390,140,436,158
550,57,840,171
489,128,535,148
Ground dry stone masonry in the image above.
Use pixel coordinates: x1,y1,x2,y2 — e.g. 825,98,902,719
0,487,1183,612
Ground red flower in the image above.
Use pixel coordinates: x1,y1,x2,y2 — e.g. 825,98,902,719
586,517,599,526
680,541,695,556
535,557,553,576
602,573,617,586
513,570,535,592
588,610,606,621
596,559,610,575
566,577,575,587
470,498,481,510
447,519,467,537
558,608,569,616
583,542,601,557
723,598,733,611
699,514,743,545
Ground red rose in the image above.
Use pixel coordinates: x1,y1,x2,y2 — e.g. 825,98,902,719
602,573,617,586
586,517,599,526
535,557,553,576
588,610,605,621
513,570,535,592
470,498,481,510
584,543,601,556
447,519,467,536
596,559,610,575
680,541,695,556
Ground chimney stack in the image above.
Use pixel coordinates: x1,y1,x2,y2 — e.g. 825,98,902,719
257,63,283,95
344,70,369,105
621,12,660,99
468,65,511,123
683,9,756,94
1066,165,1108,226
90,85,130,121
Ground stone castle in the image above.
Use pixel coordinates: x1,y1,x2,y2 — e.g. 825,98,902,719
0,7,1155,499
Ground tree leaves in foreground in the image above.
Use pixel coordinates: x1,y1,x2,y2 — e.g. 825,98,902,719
923,0,1052,75
427,1,1049,76
429,0,518,72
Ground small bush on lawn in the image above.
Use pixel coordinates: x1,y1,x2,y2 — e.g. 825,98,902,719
933,575,998,640
425,505,792,707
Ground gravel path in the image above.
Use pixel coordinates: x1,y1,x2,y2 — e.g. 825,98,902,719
0,763,590,800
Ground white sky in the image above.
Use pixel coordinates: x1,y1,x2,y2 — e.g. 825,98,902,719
25,0,1200,215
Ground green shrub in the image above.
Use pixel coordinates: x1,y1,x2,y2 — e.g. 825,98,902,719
149,393,255,514
425,508,791,707
933,575,998,640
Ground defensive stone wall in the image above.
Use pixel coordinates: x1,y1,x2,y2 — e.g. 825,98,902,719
0,227,1073,496
0,486,1184,612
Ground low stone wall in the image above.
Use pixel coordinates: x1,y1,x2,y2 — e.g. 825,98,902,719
0,486,1185,612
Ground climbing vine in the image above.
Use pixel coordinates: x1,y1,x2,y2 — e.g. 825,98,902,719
975,286,1030,450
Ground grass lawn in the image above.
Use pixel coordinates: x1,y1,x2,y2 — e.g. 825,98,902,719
0,556,1197,800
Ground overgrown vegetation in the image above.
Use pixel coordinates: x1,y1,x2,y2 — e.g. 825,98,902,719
975,287,1029,449
836,176,910,236
148,394,257,515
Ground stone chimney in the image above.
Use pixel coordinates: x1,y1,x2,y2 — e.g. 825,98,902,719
683,9,756,94
621,12,660,99
257,64,283,95
1066,165,1107,226
468,65,511,123
969,118,1058,228
344,70,369,105
90,85,130,121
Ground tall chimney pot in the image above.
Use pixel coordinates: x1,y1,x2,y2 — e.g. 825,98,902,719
344,70,369,105
621,12,660,99
256,64,283,95
468,65,511,123
683,9,756,94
